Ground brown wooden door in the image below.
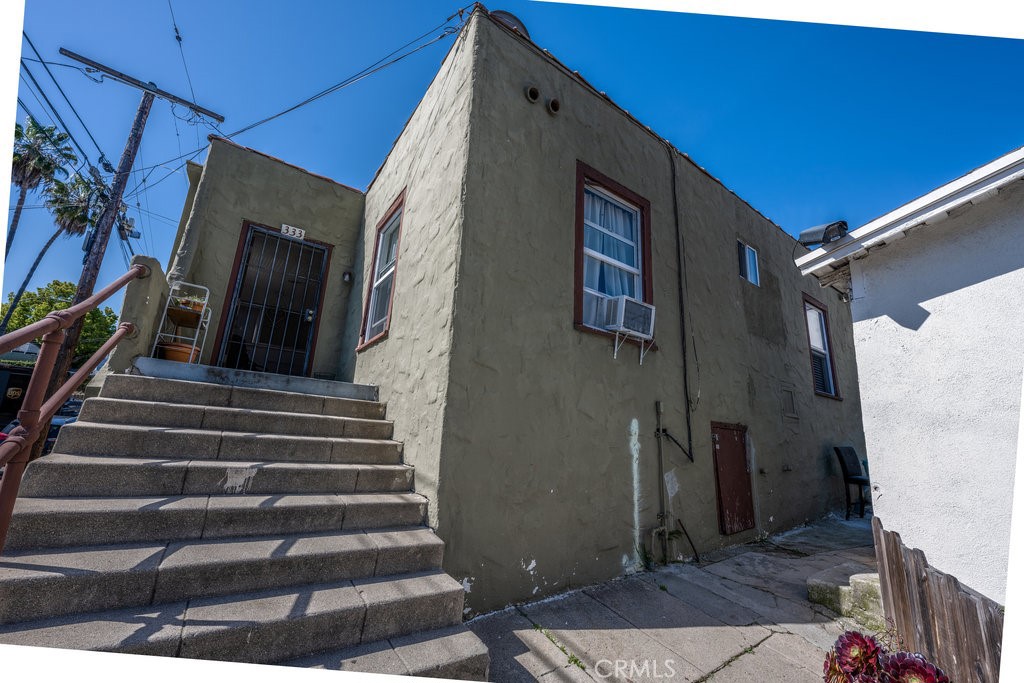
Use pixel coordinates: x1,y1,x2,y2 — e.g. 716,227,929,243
711,422,755,535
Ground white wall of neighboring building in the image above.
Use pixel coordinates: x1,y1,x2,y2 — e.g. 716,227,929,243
850,176,1024,603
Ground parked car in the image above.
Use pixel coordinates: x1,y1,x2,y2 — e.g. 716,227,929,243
0,398,82,456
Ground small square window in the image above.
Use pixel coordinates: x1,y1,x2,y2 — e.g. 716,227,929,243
737,240,759,286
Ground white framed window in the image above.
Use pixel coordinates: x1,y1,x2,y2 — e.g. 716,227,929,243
737,240,760,286
804,298,838,396
581,185,643,327
360,199,403,347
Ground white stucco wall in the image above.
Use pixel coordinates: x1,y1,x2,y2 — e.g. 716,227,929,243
851,176,1024,603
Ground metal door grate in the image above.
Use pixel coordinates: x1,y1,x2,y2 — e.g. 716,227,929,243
217,227,328,376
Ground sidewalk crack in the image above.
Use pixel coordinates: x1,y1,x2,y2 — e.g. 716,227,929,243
691,631,774,683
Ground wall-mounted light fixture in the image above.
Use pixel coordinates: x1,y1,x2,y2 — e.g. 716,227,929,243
798,220,848,248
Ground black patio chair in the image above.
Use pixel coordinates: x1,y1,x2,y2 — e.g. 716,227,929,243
834,446,870,520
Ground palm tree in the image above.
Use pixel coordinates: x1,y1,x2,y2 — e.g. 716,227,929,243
8,117,77,259
0,174,97,336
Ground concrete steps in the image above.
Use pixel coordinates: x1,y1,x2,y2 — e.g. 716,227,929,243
103,373,384,418
0,373,488,678
0,571,463,664
54,422,403,465
20,454,414,496
286,623,490,679
0,527,445,624
79,397,394,439
6,493,427,550
806,561,885,631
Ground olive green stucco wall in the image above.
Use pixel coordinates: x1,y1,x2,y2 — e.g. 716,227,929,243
399,14,865,613
143,10,866,615
168,138,364,378
348,19,478,530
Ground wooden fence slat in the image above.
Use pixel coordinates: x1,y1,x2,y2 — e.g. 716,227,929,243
872,517,1002,682
872,517,896,629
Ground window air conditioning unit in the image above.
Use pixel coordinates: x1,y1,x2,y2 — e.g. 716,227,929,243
604,295,656,340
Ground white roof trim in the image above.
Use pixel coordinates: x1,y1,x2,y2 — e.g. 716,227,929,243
796,146,1024,277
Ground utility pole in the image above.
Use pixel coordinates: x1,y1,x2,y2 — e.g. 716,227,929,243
29,50,223,462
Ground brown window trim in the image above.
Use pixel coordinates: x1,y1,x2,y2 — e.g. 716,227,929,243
802,292,842,400
211,219,334,377
357,189,406,353
574,161,655,349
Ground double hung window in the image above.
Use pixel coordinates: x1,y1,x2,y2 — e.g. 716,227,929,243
574,162,652,333
804,297,838,397
359,195,404,348
581,186,643,327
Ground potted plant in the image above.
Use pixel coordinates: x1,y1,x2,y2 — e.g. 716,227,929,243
172,294,206,313
155,341,201,363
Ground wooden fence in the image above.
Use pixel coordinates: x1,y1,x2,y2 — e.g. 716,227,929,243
872,517,1003,682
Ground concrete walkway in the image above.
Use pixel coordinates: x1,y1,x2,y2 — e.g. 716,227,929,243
468,516,875,682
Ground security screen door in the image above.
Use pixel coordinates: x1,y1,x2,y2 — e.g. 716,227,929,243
217,225,329,376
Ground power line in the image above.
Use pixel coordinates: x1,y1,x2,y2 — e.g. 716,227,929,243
226,20,465,139
18,59,94,169
23,32,111,168
122,4,473,200
18,78,90,178
21,57,106,83
166,0,205,146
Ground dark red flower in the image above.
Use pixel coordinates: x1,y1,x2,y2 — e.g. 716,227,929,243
824,649,852,683
834,631,882,680
879,652,950,683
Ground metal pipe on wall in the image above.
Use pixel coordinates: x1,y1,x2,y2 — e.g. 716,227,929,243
655,400,668,563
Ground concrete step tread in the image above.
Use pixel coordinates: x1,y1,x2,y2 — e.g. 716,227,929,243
285,623,489,680
13,491,427,515
0,526,441,580
23,453,414,496
102,373,383,418
6,493,428,551
806,561,875,591
79,397,394,439
0,570,463,663
0,527,446,622
54,422,403,465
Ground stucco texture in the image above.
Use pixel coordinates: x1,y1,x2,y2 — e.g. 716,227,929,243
85,255,169,396
851,177,1024,604
168,137,365,378
349,20,478,530
349,11,866,613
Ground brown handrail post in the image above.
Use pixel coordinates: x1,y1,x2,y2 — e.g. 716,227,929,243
0,324,66,552
0,263,150,554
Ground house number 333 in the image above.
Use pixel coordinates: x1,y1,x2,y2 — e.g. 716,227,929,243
281,224,306,240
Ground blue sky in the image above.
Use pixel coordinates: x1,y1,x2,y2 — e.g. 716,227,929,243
6,0,1024,306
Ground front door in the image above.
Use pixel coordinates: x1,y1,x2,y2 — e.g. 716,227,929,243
217,225,329,376
711,422,756,535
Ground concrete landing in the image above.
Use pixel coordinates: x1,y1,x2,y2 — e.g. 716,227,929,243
133,357,379,401
468,516,877,682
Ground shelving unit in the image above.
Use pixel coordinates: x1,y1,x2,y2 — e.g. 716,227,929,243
151,281,210,365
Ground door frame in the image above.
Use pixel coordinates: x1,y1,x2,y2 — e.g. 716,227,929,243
210,219,334,377
710,421,756,535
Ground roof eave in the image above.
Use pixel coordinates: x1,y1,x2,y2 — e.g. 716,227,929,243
796,145,1024,277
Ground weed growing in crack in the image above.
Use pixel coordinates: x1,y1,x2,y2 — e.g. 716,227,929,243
533,623,586,670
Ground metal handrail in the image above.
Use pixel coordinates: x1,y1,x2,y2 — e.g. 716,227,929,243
0,262,150,553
